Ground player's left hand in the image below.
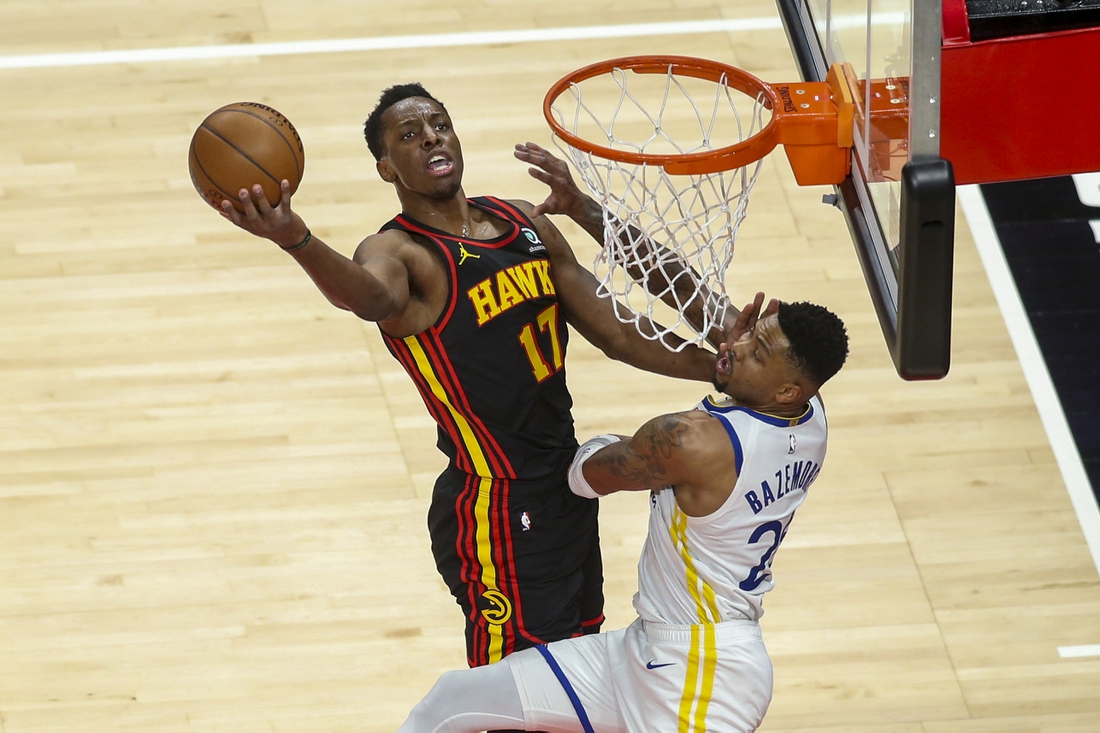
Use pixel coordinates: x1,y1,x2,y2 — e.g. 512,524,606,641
514,142,590,219
726,292,775,344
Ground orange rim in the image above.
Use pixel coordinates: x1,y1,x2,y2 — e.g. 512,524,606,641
543,55,782,175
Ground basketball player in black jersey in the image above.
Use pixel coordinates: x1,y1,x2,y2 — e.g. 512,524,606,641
217,84,723,674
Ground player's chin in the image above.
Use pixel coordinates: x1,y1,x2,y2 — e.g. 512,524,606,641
429,178,463,200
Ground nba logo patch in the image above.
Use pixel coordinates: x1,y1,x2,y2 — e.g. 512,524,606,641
788,434,797,454
520,511,532,531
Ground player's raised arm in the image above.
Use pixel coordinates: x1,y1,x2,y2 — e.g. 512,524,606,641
568,411,739,517
514,192,768,384
519,202,717,382
220,180,412,323
516,141,738,349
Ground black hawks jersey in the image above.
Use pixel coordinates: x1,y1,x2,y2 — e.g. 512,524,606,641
378,196,577,481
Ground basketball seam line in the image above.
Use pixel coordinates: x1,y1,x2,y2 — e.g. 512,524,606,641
190,138,246,205
221,107,304,180
196,121,286,192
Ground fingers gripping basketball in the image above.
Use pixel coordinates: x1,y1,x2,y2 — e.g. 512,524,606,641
188,102,305,212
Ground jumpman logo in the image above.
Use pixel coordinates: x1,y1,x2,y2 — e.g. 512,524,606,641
458,244,480,265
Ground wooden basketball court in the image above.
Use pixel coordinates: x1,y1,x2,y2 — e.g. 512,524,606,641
1,2,1098,731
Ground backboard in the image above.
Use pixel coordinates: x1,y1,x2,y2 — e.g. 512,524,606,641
777,0,956,380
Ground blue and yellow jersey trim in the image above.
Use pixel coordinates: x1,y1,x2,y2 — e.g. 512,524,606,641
702,394,815,428
669,507,720,732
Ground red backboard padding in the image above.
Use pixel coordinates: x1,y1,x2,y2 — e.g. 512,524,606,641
941,26,1100,184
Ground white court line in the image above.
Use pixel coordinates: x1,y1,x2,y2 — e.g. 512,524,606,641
0,20,781,69
1059,644,1100,658
958,185,1100,575
0,14,905,70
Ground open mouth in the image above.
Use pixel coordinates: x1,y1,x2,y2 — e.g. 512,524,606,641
716,353,731,376
427,153,454,176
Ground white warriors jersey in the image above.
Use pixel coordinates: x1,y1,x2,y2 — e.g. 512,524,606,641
633,394,828,625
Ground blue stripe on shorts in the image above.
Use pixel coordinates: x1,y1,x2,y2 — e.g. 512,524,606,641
534,644,595,733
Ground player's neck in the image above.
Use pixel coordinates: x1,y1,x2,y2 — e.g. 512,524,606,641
723,394,810,418
398,189,471,235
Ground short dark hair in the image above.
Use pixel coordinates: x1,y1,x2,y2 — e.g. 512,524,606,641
777,301,849,386
363,83,448,161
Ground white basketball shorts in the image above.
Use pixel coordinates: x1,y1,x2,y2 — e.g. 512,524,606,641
505,616,773,732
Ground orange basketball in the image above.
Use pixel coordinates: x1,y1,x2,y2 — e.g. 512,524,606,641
188,102,305,213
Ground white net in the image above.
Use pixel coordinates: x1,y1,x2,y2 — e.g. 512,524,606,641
550,63,769,351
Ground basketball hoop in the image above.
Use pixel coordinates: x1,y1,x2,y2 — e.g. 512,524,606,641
544,55,853,350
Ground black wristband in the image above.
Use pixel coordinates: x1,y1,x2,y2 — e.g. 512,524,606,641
281,229,312,252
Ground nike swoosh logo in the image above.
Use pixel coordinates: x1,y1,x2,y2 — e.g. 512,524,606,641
646,660,675,670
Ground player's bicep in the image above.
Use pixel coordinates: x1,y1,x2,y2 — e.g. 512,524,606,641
345,236,413,321
582,412,702,493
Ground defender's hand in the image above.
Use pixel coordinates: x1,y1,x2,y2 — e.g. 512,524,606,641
726,292,774,345
514,141,590,220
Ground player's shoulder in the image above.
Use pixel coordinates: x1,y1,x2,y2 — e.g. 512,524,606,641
653,409,727,451
674,407,719,425
353,227,417,265
656,410,740,501
684,408,737,442
499,197,535,214
495,198,542,226
496,198,571,256
665,408,742,463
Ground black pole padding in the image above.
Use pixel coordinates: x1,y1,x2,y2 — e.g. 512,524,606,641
895,157,956,380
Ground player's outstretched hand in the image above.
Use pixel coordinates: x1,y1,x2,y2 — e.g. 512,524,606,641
727,292,775,344
220,179,310,251
514,142,591,220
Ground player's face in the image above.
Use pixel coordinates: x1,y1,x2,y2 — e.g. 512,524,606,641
377,97,464,200
713,314,801,408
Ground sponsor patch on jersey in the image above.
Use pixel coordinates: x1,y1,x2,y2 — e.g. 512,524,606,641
523,228,547,253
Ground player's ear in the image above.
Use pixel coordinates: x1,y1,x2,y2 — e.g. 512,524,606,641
775,382,803,405
376,159,397,183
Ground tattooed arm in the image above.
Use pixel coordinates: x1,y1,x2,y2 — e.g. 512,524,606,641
578,411,742,517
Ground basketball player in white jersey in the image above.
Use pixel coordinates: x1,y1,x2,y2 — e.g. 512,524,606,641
398,292,849,732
